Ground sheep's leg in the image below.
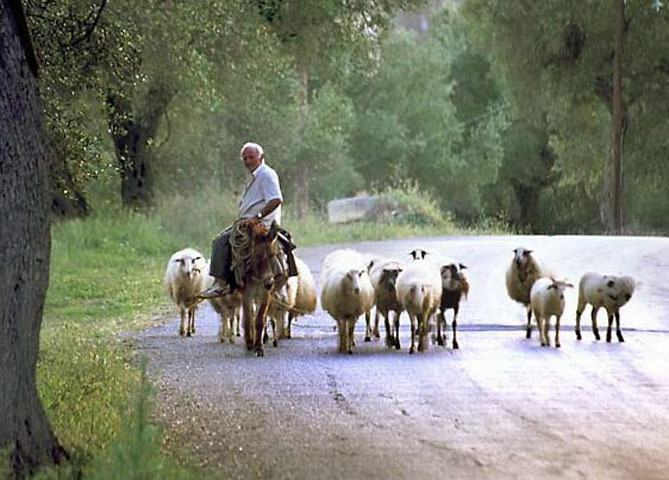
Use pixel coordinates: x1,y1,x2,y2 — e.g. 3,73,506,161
537,315,546,347
348,318,357,353
336,318,349,354
227,311,235,344
394,311,401,350
436,311,445,347
235,310,241,337
525,306,532,339
383,311,393,348
179,308,187,337
270,316,278,347
409,313,417,354
555,315,561,348
615,311,624,342
287,312,294,339
543,316,550,347
606,312,613,343
575,309,583,340
452,305,459,350
373,310,380,339
364,309,372,342
189,307,196,336
591,306,601,341
418,314,429,352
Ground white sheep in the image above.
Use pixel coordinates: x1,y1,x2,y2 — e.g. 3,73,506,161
285,256,317,339
575,272,636,342
203,265,243,344
369,259,404,349
530,277,573,348
505,247,552,339
396,261,442,354
164,248,208,337
320,249,375,354
436,259,470,350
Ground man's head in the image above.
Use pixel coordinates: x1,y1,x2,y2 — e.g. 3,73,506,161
241,142,264,172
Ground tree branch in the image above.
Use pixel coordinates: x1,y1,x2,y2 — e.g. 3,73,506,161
70,0,107,48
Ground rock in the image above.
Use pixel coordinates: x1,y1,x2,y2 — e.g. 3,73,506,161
327,196,392,224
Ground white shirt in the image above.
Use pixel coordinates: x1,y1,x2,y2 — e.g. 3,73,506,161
238,161,283,227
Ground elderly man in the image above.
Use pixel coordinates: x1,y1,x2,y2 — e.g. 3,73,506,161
200,142,296,298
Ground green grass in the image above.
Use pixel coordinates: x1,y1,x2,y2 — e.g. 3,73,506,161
36,185,509,478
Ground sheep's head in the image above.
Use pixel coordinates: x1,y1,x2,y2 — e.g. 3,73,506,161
379,267,402,292
441,262,468,295
604,275,636,307
174,254,203,280
512,247,534,269
345,269,366,295
408,249,428,261
547,278,574,300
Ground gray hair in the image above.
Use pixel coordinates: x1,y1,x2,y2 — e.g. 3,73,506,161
240,142,264,158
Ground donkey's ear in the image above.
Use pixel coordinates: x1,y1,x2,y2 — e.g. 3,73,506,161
268,221,279,241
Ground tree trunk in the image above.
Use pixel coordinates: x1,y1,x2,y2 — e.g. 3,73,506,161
294,62,309,219
0,0,68,476
510,182,540,234
106,82,173,210
604,0,626,233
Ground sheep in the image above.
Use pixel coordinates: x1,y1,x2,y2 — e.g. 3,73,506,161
435,260,470,350
285,256,317,339
575,272,636,343
363,256,384,342
530,277,573,348
209,290,243,344
164,248,208,337
505,247,552,339
369,259,404,349
396,261,442,354
320,249,375,354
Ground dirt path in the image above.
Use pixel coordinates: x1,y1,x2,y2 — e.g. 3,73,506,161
138,235,669,479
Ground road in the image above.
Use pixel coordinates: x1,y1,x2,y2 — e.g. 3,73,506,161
138,235,669,479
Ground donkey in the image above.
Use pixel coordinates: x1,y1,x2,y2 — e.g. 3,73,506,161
230,220,287,357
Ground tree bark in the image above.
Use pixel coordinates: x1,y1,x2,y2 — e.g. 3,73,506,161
610,0,625,233
0,0,68,476
106,82,174,210
294,62,309,219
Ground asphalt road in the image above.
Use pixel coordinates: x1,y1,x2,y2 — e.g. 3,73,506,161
139,235,669,479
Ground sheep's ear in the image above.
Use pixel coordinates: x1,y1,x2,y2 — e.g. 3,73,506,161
607,280,615,288
548,284,557,290
523,249,533,256
368,260,375,271
459,263,467,270
565,282,574,288
174,258,184,264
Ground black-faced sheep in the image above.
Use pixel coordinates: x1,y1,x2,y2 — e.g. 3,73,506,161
505,247,551,339
575,272,636,342
530,277,573,348
320,249,375,354
396,261,442,354
164,248,208,337
436,260,469,350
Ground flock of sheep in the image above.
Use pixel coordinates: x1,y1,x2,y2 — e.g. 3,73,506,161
163,244,637,354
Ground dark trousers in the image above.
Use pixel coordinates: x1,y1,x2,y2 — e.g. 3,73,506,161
209,226,298,289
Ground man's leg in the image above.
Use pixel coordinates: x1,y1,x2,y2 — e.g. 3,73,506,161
200,228,236,298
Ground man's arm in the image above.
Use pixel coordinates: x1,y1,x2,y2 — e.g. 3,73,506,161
259,198,282,218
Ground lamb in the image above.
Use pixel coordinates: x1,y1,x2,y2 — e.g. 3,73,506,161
530,277,573,348
575,272,636,343
505,247,551,339
164,248,208,337
435,260,470,350
320,249,375,354
369,259,404,349
209,290,243,344
265,274,298,347
285,256,317,339
396,261,442,354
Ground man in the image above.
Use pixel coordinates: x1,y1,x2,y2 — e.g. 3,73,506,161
200,142,296,298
